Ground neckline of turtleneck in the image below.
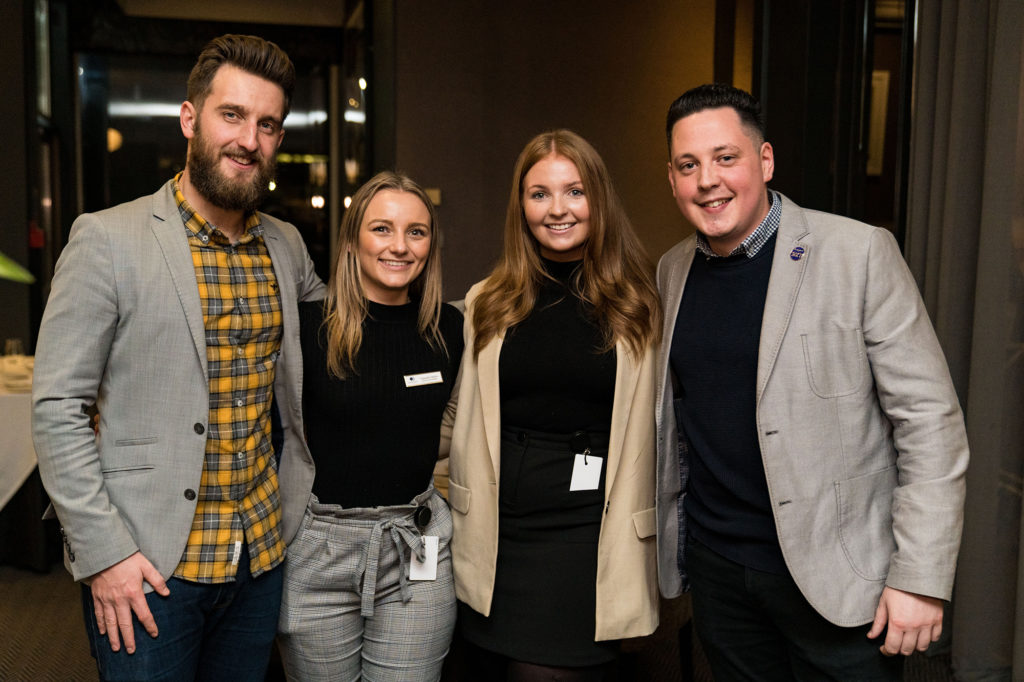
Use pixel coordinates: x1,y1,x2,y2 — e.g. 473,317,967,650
366,298,419,322
541,257,583,284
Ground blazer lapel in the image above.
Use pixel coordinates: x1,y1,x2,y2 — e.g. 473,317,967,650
477,335,504,481
149,182,208,380
757,196,810,401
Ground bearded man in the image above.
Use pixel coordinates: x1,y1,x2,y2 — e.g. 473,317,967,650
32,34,324,681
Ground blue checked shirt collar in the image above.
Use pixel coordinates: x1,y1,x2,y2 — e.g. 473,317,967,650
695,189,781,259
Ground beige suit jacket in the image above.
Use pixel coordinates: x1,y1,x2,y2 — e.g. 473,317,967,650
444,281,660,641
654,194,969,625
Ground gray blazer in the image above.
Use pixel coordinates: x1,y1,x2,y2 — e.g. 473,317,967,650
32,180,325,584
654,194,969,626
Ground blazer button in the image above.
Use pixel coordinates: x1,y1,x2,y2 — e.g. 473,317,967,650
194,423,205,435
184,489,197,501
68,552,75,562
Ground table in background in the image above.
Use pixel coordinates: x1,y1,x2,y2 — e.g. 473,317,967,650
0,385,56,571
0,386,37,509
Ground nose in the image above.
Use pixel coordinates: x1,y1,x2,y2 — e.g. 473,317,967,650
237,122,259,152
549,194,568,216
697,164,719,190
387,233,409,254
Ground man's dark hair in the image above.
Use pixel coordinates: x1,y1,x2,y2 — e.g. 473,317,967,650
187,34,296,119
665,83,766,152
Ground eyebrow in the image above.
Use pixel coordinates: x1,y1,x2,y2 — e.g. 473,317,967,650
673,143,742,162
525,180,584,191
216,103,283,127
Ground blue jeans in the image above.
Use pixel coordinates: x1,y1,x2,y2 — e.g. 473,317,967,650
687,536,903,681
81,548,284,682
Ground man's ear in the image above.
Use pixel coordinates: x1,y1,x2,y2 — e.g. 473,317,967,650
760,141,775,183
180,101,197,140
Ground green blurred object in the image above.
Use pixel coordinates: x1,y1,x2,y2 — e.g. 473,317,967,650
0,250,35,283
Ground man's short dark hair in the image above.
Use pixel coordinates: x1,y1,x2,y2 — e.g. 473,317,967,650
665,83,766,152
187,34,296,119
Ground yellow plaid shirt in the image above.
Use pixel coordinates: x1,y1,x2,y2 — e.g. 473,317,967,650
171,174,286,582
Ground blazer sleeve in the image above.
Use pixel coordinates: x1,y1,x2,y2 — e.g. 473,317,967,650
32,215,140,579
863,228,969,598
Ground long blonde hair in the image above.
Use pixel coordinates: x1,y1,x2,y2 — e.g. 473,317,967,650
324,171,446,378
472,130,661,358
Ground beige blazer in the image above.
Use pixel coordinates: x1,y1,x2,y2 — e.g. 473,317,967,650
654,194,969,626
32,180,325,583
444,281,659,641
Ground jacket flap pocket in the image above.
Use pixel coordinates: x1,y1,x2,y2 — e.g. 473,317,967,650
448,481,471,514
632,506,657,539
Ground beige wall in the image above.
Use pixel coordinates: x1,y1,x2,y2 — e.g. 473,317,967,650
392,0,714,299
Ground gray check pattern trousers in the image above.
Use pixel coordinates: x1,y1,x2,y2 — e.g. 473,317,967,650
277,488,456,681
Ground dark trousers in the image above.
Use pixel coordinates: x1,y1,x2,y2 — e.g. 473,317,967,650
687,537,903,681
81,546,283,682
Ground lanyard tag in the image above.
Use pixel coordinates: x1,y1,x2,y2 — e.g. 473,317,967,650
570,454,603,491
409,536,439,580
404,371,443,388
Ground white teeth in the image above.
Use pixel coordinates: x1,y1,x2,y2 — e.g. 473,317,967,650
547,223,573,231
703,199,729,208
381,260,408,267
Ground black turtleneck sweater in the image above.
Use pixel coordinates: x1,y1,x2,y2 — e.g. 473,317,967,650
498,259,616,433
299,299,464,508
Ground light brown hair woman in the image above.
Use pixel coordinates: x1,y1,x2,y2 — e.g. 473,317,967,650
446,130,662,679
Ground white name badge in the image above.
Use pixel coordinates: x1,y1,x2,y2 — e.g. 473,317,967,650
569,454,603,491
409,535,439,580
404,371,443,388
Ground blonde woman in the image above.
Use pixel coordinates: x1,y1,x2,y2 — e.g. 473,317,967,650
277,171,462,681
446,130,662,679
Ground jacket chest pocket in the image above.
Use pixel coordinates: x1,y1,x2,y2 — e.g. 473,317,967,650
800,329,869,398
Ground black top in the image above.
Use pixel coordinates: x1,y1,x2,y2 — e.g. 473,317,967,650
670,232,788,574
499,259,616,432
300,299,464,508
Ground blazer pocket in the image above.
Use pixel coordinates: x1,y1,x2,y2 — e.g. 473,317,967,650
801,329,870,398
114,436,158,447
448,481,471,514
834,465,897,581
631,507,657,539
101,464,155,479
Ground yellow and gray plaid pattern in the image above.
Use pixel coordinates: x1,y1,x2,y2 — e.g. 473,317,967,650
171,174,285,582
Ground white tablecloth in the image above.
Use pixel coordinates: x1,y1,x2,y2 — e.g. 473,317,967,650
0,386,36,510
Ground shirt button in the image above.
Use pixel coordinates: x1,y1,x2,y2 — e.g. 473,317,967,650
237,347,244,356
236,452,245,460
237,297,244,305
235,399,243,407
194,423,205,435
184,489,196,501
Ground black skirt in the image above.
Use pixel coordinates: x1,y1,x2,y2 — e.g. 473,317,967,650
459,426,618,666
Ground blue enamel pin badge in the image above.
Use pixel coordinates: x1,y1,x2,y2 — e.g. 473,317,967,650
790,246,805,261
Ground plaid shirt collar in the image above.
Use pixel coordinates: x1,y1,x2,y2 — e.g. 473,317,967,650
695,189,781,259
172,172,263,245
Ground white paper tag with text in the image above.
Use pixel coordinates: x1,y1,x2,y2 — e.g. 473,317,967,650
404,371,443,388
409,535,439,580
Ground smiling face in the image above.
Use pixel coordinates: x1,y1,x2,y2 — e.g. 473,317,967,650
180,64,286,214
521,153,591,262
667,106,774,255
356,189,432,305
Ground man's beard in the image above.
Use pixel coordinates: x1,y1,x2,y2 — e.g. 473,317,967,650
187,122,277,213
